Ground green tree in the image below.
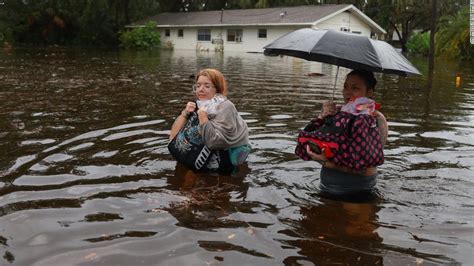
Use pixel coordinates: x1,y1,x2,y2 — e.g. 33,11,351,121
0,0,162,46
119,21,160,49
365,0,430,52
2,0,469,52
78,0,116,45
365,0,468,53
406,32,430,55
254,0,269,8
436,6,473,60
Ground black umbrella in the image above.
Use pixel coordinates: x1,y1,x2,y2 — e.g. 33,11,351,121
264,28,421,97
264,28,421,76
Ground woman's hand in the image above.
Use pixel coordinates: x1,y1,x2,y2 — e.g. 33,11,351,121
306,145,328,167
306,145,377,176
318,101,337,119
305,145,348,172
197,105,209,125
182,102,196,118
170,102,197,140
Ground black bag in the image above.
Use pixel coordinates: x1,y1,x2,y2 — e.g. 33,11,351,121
168,112,213,170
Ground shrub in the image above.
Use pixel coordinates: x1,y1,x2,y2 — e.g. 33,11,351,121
119,21,160,50
406,32,430,56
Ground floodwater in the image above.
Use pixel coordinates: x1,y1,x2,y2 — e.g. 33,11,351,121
0,48,473,265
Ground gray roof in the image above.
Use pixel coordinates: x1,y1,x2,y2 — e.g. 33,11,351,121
131,4,386,34
135,5,349,26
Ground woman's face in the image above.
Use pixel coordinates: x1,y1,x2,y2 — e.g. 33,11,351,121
194,75,217,101
342,74,373,103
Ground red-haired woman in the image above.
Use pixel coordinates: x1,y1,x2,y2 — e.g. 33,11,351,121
169,68,250,173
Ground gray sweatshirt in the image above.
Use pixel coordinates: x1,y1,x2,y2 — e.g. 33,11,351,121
199,100,249,150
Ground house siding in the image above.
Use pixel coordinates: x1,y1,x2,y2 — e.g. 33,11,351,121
315,12,371,36
160,26,305,52
157,12,375,52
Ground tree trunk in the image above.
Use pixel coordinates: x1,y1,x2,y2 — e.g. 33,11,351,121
427,0,437,92
123,0,130,25
401,20,410,53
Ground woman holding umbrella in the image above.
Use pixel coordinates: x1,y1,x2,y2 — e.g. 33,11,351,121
264,28,421,195
295,69,388,196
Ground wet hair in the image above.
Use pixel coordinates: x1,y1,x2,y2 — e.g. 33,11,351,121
195,68,228,96
347,69,377,91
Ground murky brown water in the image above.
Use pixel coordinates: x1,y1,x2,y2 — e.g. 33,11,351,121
1,48,473,265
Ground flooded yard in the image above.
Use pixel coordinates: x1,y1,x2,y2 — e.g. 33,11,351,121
0,48,473,265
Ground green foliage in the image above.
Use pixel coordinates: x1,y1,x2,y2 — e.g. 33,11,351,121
0,0,162,46
119,21,161,50
364,0,467,52
77,0,116,45
406,32,430,56
436,6,474,61
1,0,469,51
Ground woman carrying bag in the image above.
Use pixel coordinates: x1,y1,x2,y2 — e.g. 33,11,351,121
168,68,250,174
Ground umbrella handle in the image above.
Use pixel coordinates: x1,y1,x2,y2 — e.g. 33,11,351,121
332,65,339,100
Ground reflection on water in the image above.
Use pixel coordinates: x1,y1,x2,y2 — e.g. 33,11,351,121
283,198,384,265
0,48,473,265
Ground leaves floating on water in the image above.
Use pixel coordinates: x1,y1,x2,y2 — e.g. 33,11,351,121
247,227,255,236
83,212,123,222
3,251,15,263
84,231,157,243
84,252,97,261
416,258,424,265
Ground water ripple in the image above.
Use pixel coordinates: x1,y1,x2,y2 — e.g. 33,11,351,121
0,49,472,265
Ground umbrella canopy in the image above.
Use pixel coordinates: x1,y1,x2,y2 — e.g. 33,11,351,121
264,28,421,76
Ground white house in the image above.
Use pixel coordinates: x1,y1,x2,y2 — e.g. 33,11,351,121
129,4,386,53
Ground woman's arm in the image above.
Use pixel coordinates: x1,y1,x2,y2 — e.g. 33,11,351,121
305,145,376,176
169,102,196,140
169,112,188,140
374,110,388,146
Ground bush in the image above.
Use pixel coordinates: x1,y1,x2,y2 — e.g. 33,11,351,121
119,21,160,50
406,32,430,56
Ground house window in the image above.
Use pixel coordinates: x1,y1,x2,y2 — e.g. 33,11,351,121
352,31,361,34
165,29,170,37
227,29,243,42
258,29,267,39
178,29,184,38
197,29,211,41
340,27,350,32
